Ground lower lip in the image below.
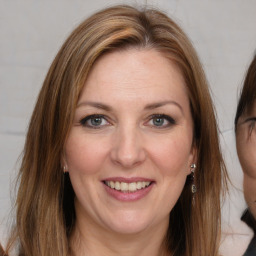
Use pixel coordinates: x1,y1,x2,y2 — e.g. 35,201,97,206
103,183,154,202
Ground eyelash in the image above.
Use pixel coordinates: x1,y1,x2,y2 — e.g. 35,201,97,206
79,114,109,129
148,114,176,128
79,114,176,129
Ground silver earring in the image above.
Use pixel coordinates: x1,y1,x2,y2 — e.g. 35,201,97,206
63,165,68,173
190,163,197,194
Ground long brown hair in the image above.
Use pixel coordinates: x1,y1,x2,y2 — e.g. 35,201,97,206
235,53,256,129
3,5,227,256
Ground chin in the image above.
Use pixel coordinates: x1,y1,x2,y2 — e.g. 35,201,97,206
249,205,256,220
103,211,154,235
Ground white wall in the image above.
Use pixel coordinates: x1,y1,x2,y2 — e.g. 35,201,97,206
1,0,256,254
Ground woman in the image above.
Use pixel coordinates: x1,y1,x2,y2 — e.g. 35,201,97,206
235,54,256,255
2,5,227,256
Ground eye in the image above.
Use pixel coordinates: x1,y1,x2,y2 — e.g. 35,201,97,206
147,114,175,128
248,117,256,136
79,114,110,129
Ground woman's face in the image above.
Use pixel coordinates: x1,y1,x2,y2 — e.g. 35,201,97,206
64,49,196,235
236,101,256,219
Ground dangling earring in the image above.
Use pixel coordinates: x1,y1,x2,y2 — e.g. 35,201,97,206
63,165,68,173
190,163,197,200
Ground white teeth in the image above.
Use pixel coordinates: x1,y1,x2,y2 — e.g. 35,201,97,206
129,182,136,192
110,181,115,189
115,181,120,190
136,182,142,190
121,182,128,191
105,181,151,192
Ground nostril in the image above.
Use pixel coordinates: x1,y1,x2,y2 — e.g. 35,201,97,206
111,152,146,168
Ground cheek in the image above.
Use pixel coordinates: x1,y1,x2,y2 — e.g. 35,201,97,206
65,132,109,174
237,138,256,178
147,132,193,176
243,176,256,219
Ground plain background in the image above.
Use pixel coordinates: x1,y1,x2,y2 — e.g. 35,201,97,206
1,0,256,255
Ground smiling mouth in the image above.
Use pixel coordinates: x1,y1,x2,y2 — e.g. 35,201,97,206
104,181,152,193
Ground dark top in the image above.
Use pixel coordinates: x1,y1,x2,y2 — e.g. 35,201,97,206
241,209,256,256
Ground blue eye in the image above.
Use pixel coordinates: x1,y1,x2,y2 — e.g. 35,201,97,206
149,114,175,128
152,117,165,126
80,115,109,128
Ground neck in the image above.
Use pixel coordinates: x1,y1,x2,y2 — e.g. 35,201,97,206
70,212,170,256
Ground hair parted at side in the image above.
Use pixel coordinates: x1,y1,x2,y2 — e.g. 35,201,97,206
3,5,227,256
235,53,256,129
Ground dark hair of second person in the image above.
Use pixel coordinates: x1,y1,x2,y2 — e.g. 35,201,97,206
235,53,256,255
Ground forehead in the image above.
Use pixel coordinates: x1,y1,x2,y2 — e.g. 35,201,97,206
79,48,189,105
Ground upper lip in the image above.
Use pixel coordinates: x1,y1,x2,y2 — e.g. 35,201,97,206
103,177,154,183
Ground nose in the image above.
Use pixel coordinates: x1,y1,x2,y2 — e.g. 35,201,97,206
110,126,146,168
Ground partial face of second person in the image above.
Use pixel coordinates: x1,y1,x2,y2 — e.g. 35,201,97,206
236,101,256,219
64,48,196,236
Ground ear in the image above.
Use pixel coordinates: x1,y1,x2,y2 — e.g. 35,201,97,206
61,151,68,172
187,143,198,175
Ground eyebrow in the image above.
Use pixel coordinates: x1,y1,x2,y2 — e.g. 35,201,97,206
77,100,183,113
77,102,113,111
144,100,183,113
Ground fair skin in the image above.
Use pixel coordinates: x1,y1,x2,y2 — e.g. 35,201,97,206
236,101,256,219
64,48,196,256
